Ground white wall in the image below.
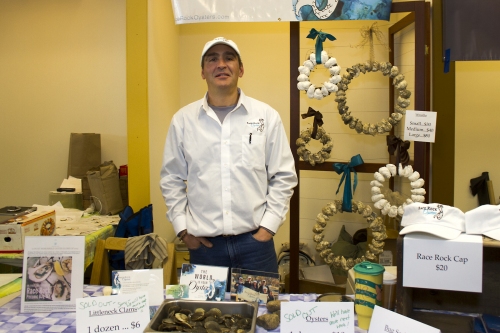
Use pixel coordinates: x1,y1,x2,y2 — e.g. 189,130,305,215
0,0,127,207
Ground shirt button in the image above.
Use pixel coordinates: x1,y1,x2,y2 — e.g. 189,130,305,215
225,211,229,215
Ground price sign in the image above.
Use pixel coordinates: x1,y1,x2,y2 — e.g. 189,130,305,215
403,234,483,292
403,110,437,142
76,292,150,333
281,301,354,333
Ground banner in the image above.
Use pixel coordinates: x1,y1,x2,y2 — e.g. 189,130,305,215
171,0,393,24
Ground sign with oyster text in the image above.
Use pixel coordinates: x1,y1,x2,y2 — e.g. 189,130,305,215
403,233,483,292
281,301,354,333
404,110,437,143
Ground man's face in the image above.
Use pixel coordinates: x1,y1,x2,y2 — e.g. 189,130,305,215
201,44,243,91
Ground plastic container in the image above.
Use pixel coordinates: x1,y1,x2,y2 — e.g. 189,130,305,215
382,271,397,311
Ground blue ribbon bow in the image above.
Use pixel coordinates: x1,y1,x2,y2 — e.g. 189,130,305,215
333,154,364,212
306,28,336,64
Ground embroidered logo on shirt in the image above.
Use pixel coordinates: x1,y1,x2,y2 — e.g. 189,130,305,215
247,118,264,132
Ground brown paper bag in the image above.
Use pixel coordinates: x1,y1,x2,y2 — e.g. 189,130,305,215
67,133,101,178
87,161,124,215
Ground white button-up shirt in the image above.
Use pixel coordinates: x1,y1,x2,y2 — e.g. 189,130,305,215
160,90,298,237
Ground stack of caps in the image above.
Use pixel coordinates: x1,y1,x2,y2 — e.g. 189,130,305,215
465,204,500,241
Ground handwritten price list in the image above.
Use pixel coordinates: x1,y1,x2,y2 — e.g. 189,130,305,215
281,302,354,333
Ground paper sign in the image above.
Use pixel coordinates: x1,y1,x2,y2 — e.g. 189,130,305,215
404,110,437,142
369,306,441,332
403,233,483,292
281,301,355,333
111,269,164,306
76,292,149,333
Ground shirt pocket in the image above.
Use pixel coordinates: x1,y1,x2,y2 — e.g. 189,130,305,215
242,134,265,170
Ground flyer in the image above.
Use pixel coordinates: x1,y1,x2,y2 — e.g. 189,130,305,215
21,236,85,313
230,268,280,304
179,263,228,301
111,269,164,306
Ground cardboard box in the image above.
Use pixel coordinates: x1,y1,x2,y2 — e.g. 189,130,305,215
0,210,56,252
49,191,84,210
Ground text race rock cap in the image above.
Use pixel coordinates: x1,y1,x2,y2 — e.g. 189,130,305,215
465,204,500,241
201,37,241,65
400,203,465,240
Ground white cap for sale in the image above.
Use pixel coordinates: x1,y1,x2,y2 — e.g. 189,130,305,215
400,203,465,240
465,204,500,241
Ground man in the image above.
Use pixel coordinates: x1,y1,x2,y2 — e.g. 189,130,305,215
160,37,297,274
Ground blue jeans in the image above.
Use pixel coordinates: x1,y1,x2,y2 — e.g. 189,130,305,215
188,230,278,274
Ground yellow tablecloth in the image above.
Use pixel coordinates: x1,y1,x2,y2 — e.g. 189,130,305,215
0,216,117,270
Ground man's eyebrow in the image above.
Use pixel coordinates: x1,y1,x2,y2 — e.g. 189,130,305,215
204,50,237,59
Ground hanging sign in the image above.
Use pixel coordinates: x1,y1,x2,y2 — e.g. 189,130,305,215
170,0,393,24
404,110,437,143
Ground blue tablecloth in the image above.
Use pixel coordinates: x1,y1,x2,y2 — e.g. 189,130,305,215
0,286,366,333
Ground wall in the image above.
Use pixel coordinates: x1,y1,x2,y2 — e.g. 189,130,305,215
455,61,500,211
0,0,127,207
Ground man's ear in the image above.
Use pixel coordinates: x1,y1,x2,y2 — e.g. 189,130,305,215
239,65,244,78
201,69,206,80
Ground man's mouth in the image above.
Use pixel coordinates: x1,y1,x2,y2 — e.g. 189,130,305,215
215,73,230,78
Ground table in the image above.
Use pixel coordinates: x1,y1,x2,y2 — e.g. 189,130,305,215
0,286,367,333
0,215,118,270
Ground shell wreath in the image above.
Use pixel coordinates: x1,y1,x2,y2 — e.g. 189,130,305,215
296,126,333,166
335,61,411,135
371,163,426,218
297,50,341,100
313,200,388,271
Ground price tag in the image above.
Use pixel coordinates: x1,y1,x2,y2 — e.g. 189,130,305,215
76,292,150,333
403,110,437,142
281,301,354,333
403,233,483,292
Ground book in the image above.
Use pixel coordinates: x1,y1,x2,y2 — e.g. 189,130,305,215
178,263,228,301
230,268,280,304
21,236,85,313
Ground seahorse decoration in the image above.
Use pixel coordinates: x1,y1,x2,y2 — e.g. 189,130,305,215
295,0,339,20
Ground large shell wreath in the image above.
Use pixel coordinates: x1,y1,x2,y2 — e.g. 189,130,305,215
313,200,388,272
297,50,342,100
296,126,333,166
371,163,426,218
335,61,411,135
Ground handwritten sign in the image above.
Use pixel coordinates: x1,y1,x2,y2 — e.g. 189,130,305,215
369,306,440,332
76,292,150,333
403,233,483,292
404,110,437,143
281,301,354,333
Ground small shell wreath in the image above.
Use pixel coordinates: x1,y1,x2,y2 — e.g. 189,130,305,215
296,126,333,166
297,50,341,100
334,61,411,135
371,163,426,218
313,200,388,272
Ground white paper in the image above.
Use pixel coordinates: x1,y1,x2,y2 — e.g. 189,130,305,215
76,292,149,333
369,306,441,332
281,301,355,333
404,110,437,143
403,233,483,292
111,269,164,306
21,236,85,312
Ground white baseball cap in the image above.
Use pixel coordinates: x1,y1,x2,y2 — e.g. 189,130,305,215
465,204,500,241
400,203,466,240
200,37,241,65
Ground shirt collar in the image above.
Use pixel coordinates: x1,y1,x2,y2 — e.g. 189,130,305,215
200,89,248,116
